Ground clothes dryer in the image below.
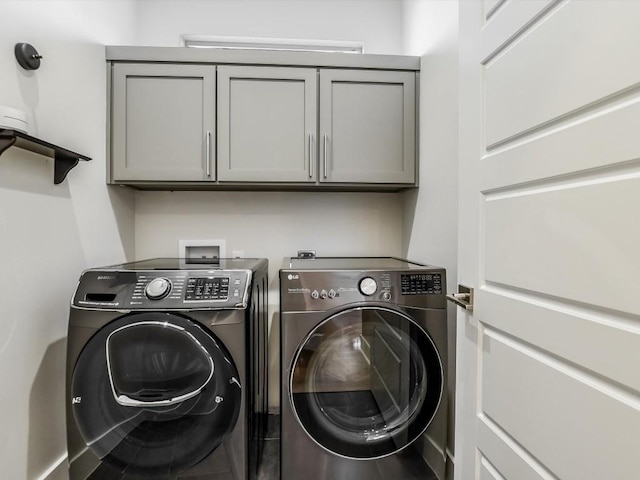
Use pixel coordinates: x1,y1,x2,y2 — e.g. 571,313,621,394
280,257,448,480
66,258,268,480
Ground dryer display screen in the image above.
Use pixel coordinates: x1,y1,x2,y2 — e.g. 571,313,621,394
185,277,230,300
401,273,442,295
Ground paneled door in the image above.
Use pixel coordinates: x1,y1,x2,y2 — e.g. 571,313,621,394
456,1,640,480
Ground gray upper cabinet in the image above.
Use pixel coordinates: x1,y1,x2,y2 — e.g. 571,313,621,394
111,63,216,182
319,69,415,185
217,66,317,182
107,47,419,190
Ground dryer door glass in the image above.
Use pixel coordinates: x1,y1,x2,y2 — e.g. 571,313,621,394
71,312,241,477
290,307,443,459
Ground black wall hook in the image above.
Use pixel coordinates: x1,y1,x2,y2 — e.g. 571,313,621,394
15,43,42,70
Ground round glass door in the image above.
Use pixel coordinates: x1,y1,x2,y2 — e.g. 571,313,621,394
71,312,241,477
290,307,443,459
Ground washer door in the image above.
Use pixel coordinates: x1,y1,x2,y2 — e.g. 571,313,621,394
290,307,443,459
71,312,241,477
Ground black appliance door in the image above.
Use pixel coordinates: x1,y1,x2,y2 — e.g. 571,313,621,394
290,307,443,459
71,312,241,477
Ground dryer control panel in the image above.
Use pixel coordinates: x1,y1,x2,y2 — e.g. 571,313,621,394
280,269,446,312
72,269,252,310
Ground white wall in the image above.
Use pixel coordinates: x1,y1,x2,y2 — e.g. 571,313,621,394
0,2,136,478
401,1,459,478
133,0,404,54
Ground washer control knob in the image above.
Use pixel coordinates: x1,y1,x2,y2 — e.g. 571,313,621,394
145,277,172,300
359,277,377,296
310,290,319,299
382,291,392,301
328,289,337,299
320,289,328,299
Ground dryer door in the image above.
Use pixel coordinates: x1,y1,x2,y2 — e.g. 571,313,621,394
71,312,241,477
290,306,443,459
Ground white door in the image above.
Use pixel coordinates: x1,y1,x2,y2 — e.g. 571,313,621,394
456,1,640,479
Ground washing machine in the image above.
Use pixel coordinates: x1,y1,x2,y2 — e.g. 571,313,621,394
66,258,268,480
280,257,448,480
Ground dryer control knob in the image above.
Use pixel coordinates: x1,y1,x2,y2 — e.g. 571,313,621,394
359,277,377,296
145,277,172,300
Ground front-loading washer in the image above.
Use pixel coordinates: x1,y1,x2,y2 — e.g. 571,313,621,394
66,258,268,480
280,257,448,480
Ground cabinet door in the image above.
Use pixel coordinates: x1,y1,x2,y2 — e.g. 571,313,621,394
111,64,216,182
319,69,416,184
217,66,317,182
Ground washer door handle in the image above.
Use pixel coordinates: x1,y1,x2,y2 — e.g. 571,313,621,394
114,389,205,408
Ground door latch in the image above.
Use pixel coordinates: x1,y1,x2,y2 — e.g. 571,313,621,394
446,284,474,311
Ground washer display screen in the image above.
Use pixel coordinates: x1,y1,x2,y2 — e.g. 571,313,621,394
401,273,442,295
185,277,230,300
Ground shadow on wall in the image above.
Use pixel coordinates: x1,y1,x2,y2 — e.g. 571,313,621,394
401,188,419,256
28,337,67,480
106,185,135,262
0,148,71,198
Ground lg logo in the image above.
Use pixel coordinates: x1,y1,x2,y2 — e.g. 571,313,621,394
287,274,299,280
72,397,82,404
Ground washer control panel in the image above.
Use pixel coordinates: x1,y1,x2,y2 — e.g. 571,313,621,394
73,269,251,310
281,269,446,311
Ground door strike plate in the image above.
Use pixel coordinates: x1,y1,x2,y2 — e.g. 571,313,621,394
446,284,474,311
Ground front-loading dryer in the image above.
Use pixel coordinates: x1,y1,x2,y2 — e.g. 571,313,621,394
66,258,268,480
280,257,448,480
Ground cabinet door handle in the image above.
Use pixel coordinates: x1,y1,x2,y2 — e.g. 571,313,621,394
323,133,328,179
206,131,211,177
308,133,313,178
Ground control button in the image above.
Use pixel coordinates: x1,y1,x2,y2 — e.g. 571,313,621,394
320,289,328,299
382,291,392,301
359,277,377,296
311,290,319,299
145,277,171,300
328,289,337,299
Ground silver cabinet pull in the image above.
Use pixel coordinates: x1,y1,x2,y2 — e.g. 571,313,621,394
323,133,328,179
206,131,211,177
308,133,313,178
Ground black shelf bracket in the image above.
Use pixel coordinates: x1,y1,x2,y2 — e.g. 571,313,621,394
0,129,91,184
